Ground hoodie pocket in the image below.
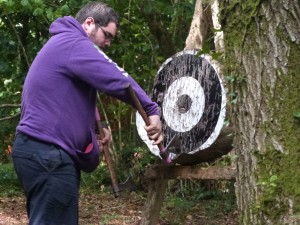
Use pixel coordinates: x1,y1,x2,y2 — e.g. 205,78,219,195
74,130,100,173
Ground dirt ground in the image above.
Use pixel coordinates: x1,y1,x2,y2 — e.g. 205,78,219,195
0,191,239,225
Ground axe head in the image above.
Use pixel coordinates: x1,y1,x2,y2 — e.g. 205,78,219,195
118,175,138,192
164,134,181,155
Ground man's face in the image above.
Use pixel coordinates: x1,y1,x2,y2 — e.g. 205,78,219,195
83,18,117,51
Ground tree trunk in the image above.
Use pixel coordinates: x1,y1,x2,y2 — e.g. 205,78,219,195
137,0,176,58
220,0,300,224
184,0,212,50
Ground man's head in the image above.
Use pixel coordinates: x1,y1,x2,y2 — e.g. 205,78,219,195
76,1,120,51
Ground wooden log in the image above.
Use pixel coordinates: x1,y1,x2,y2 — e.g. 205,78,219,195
140,164,236,225
144,165,236,180
139,178,168,225
172,127,234,165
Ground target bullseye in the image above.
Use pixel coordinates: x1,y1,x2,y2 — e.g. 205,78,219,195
177,94,192,113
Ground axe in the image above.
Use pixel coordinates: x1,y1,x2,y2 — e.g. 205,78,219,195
95,106,120,198
125,84,173,164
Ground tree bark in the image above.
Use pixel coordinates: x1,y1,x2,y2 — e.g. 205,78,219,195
221,0,300,224
211,0,224,52
184,0,212,50
140,177,168,225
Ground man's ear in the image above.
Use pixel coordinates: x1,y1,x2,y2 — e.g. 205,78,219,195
82,17,95,35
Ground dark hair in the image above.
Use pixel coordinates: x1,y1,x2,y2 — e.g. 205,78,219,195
75,1,120,28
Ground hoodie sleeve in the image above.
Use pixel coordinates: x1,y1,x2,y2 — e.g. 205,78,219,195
67,40,158,116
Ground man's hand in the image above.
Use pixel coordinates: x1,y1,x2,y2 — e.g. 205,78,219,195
101,127,111,144
97,128,111,152
144,115,163,145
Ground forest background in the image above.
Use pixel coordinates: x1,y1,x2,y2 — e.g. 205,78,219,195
0,0,238,224
0,0,200,177
0,0,196,168
1,0,299,224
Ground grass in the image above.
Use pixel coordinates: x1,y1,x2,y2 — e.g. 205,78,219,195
160,187,237,225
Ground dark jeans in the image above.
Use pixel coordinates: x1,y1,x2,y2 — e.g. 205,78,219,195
12,133,80,225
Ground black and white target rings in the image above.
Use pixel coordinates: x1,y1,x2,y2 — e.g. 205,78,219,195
136,50,227,164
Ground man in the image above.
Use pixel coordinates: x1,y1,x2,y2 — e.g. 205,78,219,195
12,1,163,225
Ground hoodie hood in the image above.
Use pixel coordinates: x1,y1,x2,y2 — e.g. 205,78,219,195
49,16,87,38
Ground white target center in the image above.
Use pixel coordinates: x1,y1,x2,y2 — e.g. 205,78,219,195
163,77,205,132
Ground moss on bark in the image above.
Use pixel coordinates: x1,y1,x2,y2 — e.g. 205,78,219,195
220,0,300,224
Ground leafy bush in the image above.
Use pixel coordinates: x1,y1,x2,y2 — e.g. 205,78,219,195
160,181,237,224
0,163,22,196
80,162,111,192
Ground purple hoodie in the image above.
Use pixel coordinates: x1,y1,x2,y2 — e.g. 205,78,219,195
17,16,158,172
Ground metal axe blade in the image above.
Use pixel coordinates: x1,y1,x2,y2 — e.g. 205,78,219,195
165,134,181,153
160,134,181,162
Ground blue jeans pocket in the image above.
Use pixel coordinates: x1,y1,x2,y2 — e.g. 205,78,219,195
12,133,80,224
12,134,63,173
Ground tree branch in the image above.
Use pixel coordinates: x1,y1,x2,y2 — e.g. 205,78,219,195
6,15,30,68
0,112,21,122
0,104,21,108
137,1,176,58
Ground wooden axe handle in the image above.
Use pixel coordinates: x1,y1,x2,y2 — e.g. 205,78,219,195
95,107,120,198
125,84,171,163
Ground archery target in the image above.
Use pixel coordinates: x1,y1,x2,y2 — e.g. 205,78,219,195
136,50,226,161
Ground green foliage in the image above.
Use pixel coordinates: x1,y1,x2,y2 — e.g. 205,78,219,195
0,163,22,196
161,196,194,224
81,162,111,191
224,73,247,105
161,182,237,224
294,111,300,120
253,94,300,218
0,0,195,193
115,137,157,187
256,173,279,210
0,120,18,163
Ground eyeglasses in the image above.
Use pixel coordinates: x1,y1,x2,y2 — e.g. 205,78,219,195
96,23,114,41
